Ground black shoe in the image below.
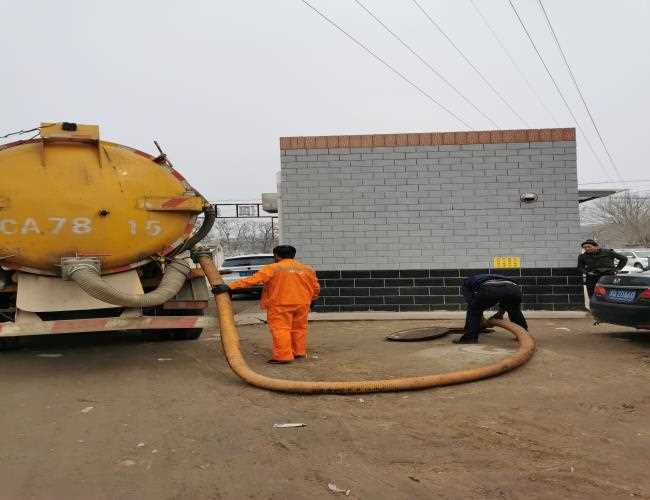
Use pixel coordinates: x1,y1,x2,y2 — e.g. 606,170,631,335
294,354,305,359
267,359,292,364
453,337,479,344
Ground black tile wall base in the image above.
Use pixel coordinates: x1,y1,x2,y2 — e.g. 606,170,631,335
312,267,584,312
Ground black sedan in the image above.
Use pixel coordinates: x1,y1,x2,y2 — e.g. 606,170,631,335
590,271,650,329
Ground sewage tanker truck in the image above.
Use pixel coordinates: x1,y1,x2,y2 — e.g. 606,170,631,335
0,122,217,342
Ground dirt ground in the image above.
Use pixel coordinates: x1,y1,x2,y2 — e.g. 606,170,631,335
1,305,649,499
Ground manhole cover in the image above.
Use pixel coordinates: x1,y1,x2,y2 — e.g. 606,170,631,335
385,327,460,342
385,327,495,342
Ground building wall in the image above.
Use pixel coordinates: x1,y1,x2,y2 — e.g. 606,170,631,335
278,128,583,311
312,267,583,312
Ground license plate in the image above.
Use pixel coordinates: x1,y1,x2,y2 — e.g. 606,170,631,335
607,289,637,303
239,271,253,277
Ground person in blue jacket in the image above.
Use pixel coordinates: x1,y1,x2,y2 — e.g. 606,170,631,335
455,273,528,344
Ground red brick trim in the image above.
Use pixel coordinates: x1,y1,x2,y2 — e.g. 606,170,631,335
279,128,575,150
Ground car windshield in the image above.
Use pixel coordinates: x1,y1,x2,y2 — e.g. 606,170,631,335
222,256,274,267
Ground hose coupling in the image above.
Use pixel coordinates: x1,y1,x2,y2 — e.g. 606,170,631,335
191,246,213,263
61,257,101,280
211,284,231,296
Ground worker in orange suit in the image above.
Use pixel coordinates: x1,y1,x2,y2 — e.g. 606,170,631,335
215,245,320,364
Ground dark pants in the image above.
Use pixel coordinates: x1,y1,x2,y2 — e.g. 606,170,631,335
585,274,601,297
461,283,528,342
585,271,618,297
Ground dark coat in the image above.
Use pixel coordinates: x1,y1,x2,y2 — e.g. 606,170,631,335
577,249,627,275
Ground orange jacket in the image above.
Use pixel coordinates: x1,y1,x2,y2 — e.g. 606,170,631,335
228,259,320,309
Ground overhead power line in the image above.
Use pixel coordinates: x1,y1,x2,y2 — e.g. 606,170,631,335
353,0,499,128
469,0,560,126
507,0,618,183
537,0,625,182
411,0,529,127
299,0,473,129
0,124,55,141
0,127,40,140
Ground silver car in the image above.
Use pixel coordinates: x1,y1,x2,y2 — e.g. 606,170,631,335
220,254,275,294
616,249,650,270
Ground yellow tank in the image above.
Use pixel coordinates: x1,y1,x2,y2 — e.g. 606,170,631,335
0,122,207,276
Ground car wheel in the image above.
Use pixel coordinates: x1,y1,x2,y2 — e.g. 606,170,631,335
634,263,643,269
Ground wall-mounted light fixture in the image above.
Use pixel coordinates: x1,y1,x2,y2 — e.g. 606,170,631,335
520,192,538,203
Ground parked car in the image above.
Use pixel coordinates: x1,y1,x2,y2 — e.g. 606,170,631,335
590,270,650,329
219,254,275,295
618,265,644,274
615,249,650,270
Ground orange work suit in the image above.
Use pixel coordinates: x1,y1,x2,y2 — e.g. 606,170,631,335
229,259,320,361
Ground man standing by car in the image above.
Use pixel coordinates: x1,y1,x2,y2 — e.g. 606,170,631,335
215,245,320,364
455,273,528,344
578,239,628,297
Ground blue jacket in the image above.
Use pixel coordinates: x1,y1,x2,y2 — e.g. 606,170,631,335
462,274,517,301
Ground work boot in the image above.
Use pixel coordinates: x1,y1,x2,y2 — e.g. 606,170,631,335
267,359,292,364
453,336,479,345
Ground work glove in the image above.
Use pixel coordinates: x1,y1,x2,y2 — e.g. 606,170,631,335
211,284,231,296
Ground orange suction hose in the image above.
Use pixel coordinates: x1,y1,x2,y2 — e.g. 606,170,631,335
198,254,536,394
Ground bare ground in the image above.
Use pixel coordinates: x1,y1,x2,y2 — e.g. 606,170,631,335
1,310,649,499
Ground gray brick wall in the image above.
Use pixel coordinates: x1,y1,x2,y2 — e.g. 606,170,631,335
279,141,579,270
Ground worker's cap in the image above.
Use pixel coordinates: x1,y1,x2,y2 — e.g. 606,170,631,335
581,239,599,247
273,245,297,258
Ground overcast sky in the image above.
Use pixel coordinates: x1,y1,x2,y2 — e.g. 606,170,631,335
2,0,649,200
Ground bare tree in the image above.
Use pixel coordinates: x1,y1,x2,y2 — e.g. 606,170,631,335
583,192,650,247
256,221,276,252
209,219,238,252
209,219,278,256
236,221,257,254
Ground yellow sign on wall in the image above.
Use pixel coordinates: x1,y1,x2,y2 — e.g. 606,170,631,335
492,256,521,269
